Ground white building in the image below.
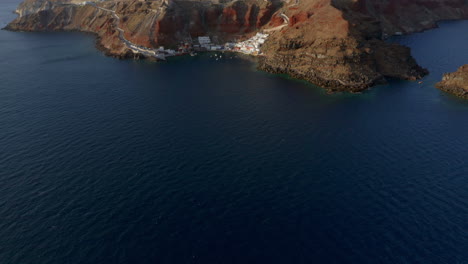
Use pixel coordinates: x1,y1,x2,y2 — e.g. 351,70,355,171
231,32,269,55
198,36,211,44
198,36,212,49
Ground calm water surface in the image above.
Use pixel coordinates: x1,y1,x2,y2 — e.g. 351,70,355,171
1,1,467,263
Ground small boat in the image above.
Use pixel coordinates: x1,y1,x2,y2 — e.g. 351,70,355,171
190,52,197,57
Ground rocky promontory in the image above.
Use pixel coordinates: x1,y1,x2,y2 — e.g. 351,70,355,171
258,0,467,92
4,0,468,92
436,65,468,99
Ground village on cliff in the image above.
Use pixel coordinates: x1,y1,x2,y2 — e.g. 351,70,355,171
128,33,269,60
74,0,283,60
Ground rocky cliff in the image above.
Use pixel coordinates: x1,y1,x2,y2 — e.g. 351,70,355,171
258,0,468,91
436,65,468,99
5,0,468,92
6,0,280,58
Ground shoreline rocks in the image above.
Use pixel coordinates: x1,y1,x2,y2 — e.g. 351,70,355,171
436,65,468,99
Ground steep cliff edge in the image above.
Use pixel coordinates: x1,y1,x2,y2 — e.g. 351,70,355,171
5,0,280,58
258,0,467,92
436,65,468,99
5,0,468,92
6,0,129,57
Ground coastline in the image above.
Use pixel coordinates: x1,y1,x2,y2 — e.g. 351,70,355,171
4,0,468,92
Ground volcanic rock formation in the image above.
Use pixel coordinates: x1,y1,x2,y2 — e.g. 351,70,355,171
258,0,468,91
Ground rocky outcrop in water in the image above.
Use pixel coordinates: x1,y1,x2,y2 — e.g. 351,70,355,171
436,65,468,99
5,0,468,92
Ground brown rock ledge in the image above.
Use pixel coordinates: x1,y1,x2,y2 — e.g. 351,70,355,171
436,65,468,99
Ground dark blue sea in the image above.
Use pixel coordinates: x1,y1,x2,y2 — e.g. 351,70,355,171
1,1,468,263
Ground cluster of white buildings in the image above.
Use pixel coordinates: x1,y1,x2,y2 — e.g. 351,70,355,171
76,1,94,6
157,46,176,56
125,32,270,60
229,33,269,55
195,33,269,55
75,0,106,6
127,44,177,60
196,36,223,51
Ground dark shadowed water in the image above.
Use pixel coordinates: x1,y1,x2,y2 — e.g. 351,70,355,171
1,1,467,263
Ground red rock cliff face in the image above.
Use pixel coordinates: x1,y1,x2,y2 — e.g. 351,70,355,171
150,0,278,46
6,0,280,55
